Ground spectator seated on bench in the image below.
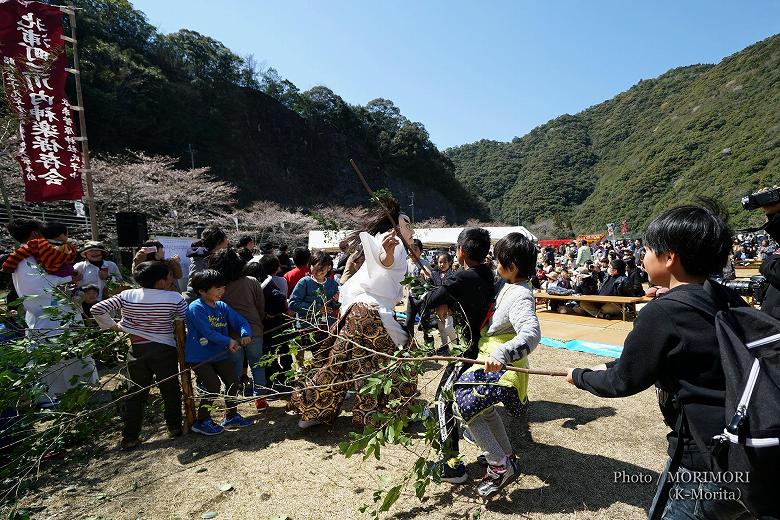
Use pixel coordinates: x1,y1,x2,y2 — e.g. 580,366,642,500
574,259,632,319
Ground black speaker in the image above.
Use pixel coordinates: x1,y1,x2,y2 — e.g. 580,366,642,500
115,212,148,247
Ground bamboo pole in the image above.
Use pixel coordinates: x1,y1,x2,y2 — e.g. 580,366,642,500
66,6,98,240
174,319,196,430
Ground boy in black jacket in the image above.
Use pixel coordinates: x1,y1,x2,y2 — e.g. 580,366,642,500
567,203,760,519
424,228,496,484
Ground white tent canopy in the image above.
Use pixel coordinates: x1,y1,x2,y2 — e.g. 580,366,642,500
308,226,537,252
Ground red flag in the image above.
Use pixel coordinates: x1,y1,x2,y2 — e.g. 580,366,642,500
0,0,83,202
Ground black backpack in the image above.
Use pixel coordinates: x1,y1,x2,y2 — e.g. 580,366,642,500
656,281,780,519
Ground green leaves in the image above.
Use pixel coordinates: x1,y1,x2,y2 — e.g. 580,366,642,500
378,484,402,513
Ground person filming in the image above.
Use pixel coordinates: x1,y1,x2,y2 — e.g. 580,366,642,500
744,186,780,318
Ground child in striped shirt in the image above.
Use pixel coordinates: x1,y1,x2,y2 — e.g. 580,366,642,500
91,261,188,450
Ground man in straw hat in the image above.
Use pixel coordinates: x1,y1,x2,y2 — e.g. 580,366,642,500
73,241,123,300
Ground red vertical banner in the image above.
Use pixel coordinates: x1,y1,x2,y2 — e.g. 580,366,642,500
0,0,83,202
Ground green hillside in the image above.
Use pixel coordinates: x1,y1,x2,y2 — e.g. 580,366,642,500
447,34,780,234
48,0,489,222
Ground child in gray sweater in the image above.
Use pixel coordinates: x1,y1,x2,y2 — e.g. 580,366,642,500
453,232,541,498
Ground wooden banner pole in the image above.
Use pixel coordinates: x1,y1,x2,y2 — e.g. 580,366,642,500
66,6,98,240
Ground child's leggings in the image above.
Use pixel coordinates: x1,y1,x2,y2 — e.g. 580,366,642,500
468,407,512,466
192,359,239,421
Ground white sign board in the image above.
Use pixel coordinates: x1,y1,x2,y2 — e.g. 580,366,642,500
154,235,195,291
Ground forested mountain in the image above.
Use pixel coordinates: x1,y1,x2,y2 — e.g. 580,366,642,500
447,34,780,233
63,0,488,222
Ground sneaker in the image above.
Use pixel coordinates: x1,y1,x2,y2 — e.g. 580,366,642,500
476,453,489,467
243,380,255,397
298,419,323,429
255,398,269,411
476,457,520,498
191,418,224,436
439,460,468,484
120,437,141,451
462,427,476,446
37,397,60,409
477,452,516,467
222,413,254,429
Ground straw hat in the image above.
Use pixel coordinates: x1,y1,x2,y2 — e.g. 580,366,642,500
80,241,109,257
546,271,559,281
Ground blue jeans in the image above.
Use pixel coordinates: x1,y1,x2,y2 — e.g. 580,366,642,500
228,337,267,395
661,467,752,520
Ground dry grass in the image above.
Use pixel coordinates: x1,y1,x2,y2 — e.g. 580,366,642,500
13,344,668,520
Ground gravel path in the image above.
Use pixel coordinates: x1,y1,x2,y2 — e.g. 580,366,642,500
15,345,667,520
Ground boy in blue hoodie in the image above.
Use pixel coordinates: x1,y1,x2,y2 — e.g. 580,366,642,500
186,269,254,435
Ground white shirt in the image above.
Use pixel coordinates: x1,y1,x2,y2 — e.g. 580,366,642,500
73,260,122,299
340,231,409,346
12,257,77,339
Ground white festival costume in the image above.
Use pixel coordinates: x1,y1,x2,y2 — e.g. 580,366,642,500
12,258,97,397
339,231,409,347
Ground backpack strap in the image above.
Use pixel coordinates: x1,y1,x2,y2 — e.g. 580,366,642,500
659,279,729,316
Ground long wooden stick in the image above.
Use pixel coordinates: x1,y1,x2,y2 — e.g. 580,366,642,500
174,319,196,430
412,355,567,377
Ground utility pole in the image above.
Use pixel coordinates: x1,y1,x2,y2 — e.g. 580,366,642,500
187,143,196,169
408,192,415,224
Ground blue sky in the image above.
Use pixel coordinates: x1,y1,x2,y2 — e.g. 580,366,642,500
131,0,779,150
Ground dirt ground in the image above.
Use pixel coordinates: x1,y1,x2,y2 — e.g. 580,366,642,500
11,342,669,520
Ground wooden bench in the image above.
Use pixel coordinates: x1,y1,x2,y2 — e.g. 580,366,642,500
533,290,649,321
735,266,761,278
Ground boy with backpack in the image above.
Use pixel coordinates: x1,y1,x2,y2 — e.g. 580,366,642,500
567,202,778,519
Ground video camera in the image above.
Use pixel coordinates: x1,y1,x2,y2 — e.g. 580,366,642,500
742,187,780,211
722,275,769,306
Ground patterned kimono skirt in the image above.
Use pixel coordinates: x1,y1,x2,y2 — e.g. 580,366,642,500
290,303,418,427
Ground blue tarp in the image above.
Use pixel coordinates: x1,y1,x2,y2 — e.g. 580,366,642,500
540,337,623,358
395,312,623,358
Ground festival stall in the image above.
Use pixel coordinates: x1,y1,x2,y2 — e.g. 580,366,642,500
538,239,571,249
308,226,538,251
